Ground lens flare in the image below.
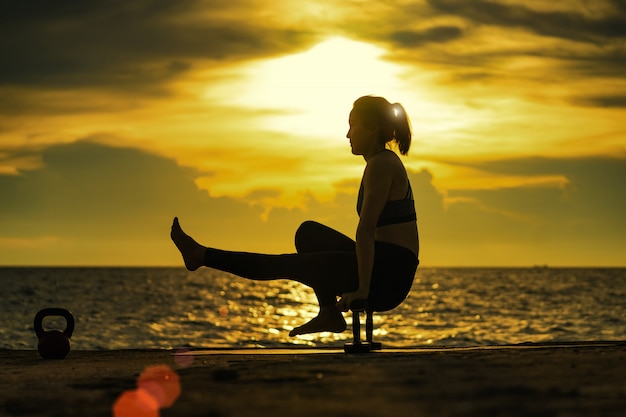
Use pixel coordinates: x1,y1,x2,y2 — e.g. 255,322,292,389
112,389,159,417
137,365,181,408
174,348,194,368
113,364,181,416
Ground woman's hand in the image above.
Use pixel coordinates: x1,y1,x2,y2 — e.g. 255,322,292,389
336,288,370,312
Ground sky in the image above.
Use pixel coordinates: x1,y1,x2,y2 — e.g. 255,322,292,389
1,0,625,266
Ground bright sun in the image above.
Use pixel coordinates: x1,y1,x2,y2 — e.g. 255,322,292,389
205,37,409,142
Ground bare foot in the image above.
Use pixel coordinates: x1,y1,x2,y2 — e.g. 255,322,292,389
289,307,346,336
170,217,205,271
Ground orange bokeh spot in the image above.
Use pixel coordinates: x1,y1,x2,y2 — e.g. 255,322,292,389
136,365,181,408
174,348,194,368
112,389,160,417
219,306,229,317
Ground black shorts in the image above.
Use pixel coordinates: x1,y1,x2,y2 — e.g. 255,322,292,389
370,241,419,311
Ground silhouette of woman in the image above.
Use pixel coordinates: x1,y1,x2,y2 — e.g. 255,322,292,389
171,95,419,337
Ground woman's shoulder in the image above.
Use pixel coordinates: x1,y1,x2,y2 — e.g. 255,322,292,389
367,150,404,171
364,151,406,184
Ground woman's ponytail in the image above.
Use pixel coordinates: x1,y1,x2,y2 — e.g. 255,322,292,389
391,103,411,155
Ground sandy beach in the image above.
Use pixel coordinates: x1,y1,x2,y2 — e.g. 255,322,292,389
1,342,625,417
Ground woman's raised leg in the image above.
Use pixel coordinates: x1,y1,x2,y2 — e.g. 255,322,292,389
171,218,358,336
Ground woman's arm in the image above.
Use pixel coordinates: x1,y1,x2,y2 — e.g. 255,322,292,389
337,156,392,311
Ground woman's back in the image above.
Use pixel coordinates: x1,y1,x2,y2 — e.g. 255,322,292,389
363,150,419,257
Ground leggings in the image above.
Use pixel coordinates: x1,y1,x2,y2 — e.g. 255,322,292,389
203,221,418,310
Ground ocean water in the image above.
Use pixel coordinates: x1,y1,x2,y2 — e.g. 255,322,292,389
1,267,625,350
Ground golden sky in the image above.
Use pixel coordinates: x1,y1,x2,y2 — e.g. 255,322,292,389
1,0,625,266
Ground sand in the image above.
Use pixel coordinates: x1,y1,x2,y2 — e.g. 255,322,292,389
1,342,625,417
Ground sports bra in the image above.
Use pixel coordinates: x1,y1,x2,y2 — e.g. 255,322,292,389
356,179,417,227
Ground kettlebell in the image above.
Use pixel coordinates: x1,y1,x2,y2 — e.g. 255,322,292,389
34,308,75,359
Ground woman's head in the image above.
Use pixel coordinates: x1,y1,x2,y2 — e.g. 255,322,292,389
349,96,412,155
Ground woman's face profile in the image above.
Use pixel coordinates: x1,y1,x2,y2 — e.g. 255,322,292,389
347,111,375,156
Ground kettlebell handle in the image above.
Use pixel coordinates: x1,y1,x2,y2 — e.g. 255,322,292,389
34,308,75,339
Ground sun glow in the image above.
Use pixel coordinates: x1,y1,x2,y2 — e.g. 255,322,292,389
204,37,408,142
194,36,562,205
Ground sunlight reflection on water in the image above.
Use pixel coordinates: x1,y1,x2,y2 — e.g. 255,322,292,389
1,267,625,349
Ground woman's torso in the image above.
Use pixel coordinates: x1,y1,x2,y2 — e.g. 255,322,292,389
360,150,419,258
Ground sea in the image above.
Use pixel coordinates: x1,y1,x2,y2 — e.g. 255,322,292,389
1,267,625,350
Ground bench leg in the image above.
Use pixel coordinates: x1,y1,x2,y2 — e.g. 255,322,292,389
343,310,371,353
366,310,382,350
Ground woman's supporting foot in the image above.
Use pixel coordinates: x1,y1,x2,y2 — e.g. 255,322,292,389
289,306,346,336
170,217,206,271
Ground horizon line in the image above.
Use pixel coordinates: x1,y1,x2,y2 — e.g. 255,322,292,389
1,264,624,269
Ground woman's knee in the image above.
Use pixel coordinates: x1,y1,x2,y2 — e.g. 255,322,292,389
294,221,322,252
295,221,355,253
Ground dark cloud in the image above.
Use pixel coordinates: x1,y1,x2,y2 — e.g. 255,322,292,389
0,88,133,116
526,47,626,81
405,156,626,265
0,0,315,90
572,95,626,108
445,156,626,231
3,0,625,112
411,0,626,103
0,140,331,264
390,26,463,48
427,0,626,44
0,140,206,236
612,0,626,13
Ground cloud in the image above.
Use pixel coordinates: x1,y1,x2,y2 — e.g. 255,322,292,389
427,0,626,43
451,156,626,223
407,156,626,265
1,140,624,266
348,0,626,111
390,26,464,48
444,157,626,248
1,140,203,234
3,0,625,122
0,139,348,265
0,0,316,90
422,0,626,78
572,95,626,108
